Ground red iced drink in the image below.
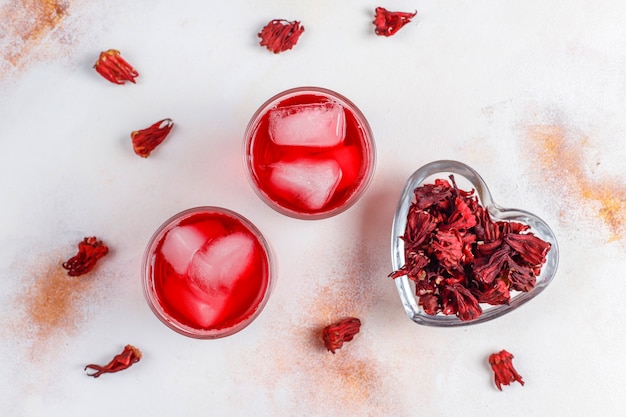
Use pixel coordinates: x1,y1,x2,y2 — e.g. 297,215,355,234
244,87,376,219
142,207,273,338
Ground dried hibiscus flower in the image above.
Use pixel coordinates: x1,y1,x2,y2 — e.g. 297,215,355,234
322,317,361,354
258,19,305,53
389,176,551,321
373,7,417,37
94,49,138,84
489,349,524,390
62,237,109,277
85,345,142,378
131,118,174,158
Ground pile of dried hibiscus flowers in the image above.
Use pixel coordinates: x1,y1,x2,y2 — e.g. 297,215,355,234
390,176,552,322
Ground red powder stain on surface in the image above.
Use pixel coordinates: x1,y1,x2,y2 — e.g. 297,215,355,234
0,0,71,77
526,124,626,241
242,243,407,416
5,249,104,360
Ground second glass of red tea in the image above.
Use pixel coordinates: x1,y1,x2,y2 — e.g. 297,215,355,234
244,87,376,219
142,207,273,339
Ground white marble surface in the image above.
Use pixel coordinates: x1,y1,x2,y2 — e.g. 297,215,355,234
1,1,625,416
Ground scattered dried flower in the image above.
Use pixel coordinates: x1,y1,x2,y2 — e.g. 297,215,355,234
85,345,142,378
390,176,551,321
94,49,138,84
258,19,305,53
131,118,174,158
62,237,109,277
373,7,417,37
489,349,524,390
322,317,361,354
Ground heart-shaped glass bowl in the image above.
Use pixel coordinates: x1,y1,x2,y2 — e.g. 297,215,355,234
391,160,559,327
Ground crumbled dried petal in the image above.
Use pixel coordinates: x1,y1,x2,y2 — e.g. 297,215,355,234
373,7,417,37
389,175,552,321
131,118,174,158
322,317,361,354
418,293,439,315
85,345,142,378
489,349,524,390
62,237,109,277
94,49,138,85
258,19,305,53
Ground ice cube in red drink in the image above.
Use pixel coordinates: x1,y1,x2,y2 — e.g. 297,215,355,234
160,221,227,274
188,232,255,293
142,207,273,338
269,101,346,147
268,157,342,211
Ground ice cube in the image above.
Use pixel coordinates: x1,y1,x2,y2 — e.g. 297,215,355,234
269,101,346,147
269,158,342,210
188,232,256,293
160,225,208,274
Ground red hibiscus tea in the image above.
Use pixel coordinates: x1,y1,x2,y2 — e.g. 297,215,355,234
244,87,376,219
142,207,273,338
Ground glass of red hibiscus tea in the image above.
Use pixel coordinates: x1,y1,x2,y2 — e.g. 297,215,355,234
142,207,273,338
244,87,376,219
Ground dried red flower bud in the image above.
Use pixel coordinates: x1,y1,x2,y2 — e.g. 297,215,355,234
473,278,511,305
506,258,537,292
94,49,138,85
322,317,361,354
432,230,465,271
489,349,524,390
504,233,551,266
85,345,142,378
131,118,174,158
373,7,417,37
403,209,437,248
473,247,510,285
62,237,109,277
441,283,482,321
440,197,477,232
258,19,305,53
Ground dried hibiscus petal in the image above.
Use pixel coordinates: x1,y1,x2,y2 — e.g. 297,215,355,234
94,49,138,85
389,175,552,321
258,19,305,53
472,278,511,305
131,118,174,158
489,349,524,390
373,7,417,37
62,237,109,277
504,233,551,266
441,283,482,321
322,317,361,354
85,345,142,378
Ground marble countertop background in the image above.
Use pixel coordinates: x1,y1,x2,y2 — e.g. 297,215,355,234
1,1,625,416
